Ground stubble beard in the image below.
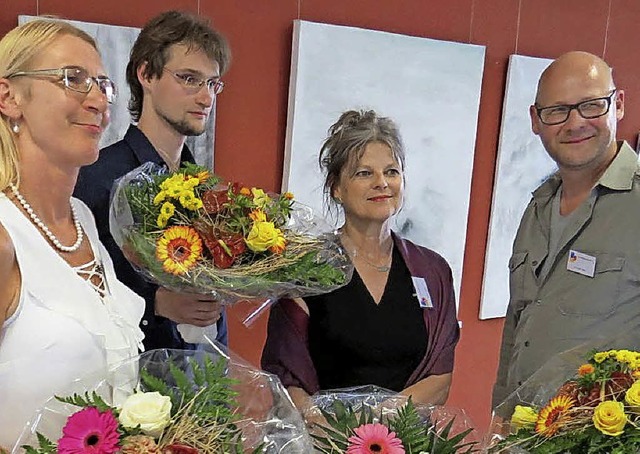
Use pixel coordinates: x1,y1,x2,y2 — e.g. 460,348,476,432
160,111,207,137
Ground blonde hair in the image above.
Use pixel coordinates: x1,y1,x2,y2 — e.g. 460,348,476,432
0,19,97,190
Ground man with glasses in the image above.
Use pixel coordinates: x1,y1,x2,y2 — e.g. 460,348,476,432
74,10,230,351
493,51,640,406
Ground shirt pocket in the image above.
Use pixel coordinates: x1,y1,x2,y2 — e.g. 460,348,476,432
557,252,625,317
509,251,536,304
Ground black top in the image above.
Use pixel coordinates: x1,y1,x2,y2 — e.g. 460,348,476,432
74,125,228,350
307,244,428,391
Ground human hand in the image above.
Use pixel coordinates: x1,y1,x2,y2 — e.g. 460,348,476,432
154,288,222,326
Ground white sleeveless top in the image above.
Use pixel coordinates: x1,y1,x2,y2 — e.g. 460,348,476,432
0,194,145,448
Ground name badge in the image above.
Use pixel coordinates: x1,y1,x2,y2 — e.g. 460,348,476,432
567,249,596,278
411,276,433,308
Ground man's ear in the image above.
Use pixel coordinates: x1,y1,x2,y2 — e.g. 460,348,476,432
0,78,23,120
529,104,541,136
615,89,625,121
136,62,153,89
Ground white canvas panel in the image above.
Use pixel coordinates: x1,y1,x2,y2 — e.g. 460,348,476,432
283,20,485,303
480,54,555,319
18,16,215,168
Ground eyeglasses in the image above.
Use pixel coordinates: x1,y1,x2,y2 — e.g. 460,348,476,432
7,65,117,104
163,69,224,95
535,89,617,126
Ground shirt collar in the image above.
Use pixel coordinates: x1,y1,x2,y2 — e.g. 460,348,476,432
123,124,195,166
532,140,637,200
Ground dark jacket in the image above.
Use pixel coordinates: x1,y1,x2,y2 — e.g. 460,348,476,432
74,125,228,350
261,233,459,394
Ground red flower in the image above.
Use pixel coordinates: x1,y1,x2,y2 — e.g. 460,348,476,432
57,407,120,454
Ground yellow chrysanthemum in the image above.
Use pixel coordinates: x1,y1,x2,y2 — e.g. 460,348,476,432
156,213,169,228
160,201,175,217
535,395,575,437
153,191,167,205
156,226,202,275
511,405,538,432
249,209,267,222
593,400,627,436
594,352,609,363
578,364,595,376
251,187,271,208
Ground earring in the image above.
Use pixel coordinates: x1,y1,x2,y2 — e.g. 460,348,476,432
335,197,342,204
11,122,19,134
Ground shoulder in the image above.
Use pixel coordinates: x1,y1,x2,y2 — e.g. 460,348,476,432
393,233,451,273
0,223,18,318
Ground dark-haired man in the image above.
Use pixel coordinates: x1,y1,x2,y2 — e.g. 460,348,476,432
74,10,230,350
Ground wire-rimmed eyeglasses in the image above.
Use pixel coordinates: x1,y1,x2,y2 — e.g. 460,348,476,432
7,65,117,104
163,68,224,95
535,89,617,126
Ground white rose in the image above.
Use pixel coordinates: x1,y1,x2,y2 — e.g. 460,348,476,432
119,391,172,437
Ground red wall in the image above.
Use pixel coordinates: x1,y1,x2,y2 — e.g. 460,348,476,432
4,0,640,433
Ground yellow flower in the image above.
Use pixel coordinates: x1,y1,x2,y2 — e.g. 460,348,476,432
183,176,200,189
240,187,251,196
184,198,203,211
625,381,640,411
178,190,200,209
269,232,287,254
535,395,575,437
245,221,281,252
578,364,595,376
196,170,210,183
153,191,167,205
633,370,640,380
594,352,609,363
252,187,271,208
283,192,294,200
593,400,627,436
156,226,202,275
249,209,267,222
156,213,169,228
511,405,538,432
160,201,175,217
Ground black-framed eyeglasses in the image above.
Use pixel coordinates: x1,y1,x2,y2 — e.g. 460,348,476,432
7,65,117,104
535,89,617,125
163,68,224,95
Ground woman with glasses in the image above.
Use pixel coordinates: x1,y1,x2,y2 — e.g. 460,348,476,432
0,20,143,447
262,110,460,410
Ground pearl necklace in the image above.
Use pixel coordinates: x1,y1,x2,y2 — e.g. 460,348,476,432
9,183,84,253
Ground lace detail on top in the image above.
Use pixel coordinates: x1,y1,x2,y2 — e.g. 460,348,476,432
74,259,107,298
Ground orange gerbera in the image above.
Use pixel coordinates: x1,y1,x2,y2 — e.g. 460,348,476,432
535,395,575,437
578,364,595,376
156,226,203,275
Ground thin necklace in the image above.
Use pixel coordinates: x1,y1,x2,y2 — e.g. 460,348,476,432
9,183,84,253
340,231,393,272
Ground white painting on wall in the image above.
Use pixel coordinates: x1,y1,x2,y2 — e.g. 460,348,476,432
283,20,486,303
19,15,215,168
480,54,555,319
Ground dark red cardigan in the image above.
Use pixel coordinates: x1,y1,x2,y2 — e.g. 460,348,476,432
261,233,460,394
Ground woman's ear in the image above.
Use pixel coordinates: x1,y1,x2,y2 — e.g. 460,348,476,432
0,78,23,120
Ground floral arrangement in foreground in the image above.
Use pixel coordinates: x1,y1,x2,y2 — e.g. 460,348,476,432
18,348,312,454
493,349,640,453
110,162,351,303
307,387,477,454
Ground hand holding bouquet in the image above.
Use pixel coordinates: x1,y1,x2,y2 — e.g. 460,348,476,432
109,163,352,304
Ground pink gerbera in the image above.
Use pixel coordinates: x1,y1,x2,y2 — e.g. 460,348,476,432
346,423,405,454
58,407,121,454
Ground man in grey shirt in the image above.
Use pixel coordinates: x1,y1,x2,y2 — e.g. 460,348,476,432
493,51,640,407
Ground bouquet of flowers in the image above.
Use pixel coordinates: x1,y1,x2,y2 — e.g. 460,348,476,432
14,346,312,453
109,162,352,304
489,345,640,453
304,386,478,454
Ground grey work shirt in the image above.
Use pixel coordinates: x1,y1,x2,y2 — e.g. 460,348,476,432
493,141,640,407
